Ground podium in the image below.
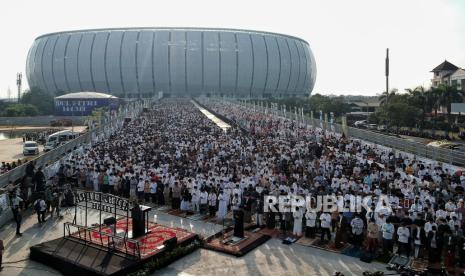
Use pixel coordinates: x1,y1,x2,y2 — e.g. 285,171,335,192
131,204,152,239
233,209,244,238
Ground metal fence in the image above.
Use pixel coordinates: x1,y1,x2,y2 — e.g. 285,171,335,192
0,100,150,188
220,99,465,167
64,222,141,259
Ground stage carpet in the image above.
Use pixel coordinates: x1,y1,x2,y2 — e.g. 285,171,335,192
70,218,197,258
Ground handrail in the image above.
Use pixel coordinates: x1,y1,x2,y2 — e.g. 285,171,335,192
207,98,465,167
0,99,151,188
63,222,142,259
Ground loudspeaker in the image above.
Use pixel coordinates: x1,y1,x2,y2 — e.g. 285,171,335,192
164,237,177,251
104,217,116,225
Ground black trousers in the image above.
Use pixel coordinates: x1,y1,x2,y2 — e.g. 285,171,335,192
353,233,363,247
383,238,393,253
398,242,410,256
151,193,157,204
321,227,331,241
37,211,45,223
172,198,180,209
306,226,315,238
12,209,21,234
209,205,216,217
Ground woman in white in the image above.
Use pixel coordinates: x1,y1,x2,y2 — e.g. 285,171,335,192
293,207,303,236
217,190,228,220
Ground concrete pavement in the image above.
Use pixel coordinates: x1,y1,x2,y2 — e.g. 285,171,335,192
0,205,387,276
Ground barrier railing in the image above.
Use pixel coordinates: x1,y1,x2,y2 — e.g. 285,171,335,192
0,99,151,188
213,99,465,167
63,222,141,259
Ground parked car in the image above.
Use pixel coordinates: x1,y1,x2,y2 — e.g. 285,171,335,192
354,120,367,128
367,124,377,130
377,125,387,131
427,140,460,150
23,141,39,156
44,130,78,151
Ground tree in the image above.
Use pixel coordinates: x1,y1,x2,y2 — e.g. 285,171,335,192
3,104,39,117
20,86,54,115
425,87,441,117
405,86,428,129
379,89,398,106
373,93,422,130
308,94,351,117
436,84,463,123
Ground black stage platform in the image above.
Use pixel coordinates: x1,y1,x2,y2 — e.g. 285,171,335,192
30,220,199,276
30,237,138,276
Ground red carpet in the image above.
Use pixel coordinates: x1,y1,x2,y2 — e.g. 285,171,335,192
71,218,197,258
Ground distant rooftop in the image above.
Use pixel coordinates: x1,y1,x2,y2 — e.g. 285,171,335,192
431,60,460,72
55,92,118,99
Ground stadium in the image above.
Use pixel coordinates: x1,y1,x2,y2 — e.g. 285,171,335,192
25,27,316,99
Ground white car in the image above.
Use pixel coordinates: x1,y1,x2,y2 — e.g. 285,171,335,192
23,141,39,156
354,120,367,127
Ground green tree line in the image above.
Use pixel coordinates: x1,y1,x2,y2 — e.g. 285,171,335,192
0,87,55,117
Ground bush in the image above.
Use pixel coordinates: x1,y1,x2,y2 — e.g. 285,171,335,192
3,104,39,117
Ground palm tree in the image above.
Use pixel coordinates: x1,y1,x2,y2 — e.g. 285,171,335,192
425,87,441,117
379,88,398,106
406,86,427,128
437,84,464,123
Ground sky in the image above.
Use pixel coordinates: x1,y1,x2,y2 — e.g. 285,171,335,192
0,0,464,98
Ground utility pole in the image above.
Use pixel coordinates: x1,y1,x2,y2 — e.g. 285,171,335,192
16,72,22,103
385,48,389,104
7,86,11,101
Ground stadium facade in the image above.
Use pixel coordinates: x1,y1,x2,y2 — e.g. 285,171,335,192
26,27,316,98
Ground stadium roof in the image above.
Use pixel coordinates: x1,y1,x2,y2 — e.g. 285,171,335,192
35,27,309,45
55,92,118,99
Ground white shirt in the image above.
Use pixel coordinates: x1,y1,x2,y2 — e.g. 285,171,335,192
150,182,157,193
397,226,410,244
320,213,331,229
200,191,208,204
305,211,317,227
208,193,217,206
137,181,145,192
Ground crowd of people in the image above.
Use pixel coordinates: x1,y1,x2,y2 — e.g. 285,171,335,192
1,160,24,175
5,98,465,269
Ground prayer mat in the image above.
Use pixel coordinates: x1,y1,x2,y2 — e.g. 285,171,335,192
188,213,209,221
156,206,171,212
257,228,282,238
295,237,318,246
167,209,187,217
341,246,362,258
